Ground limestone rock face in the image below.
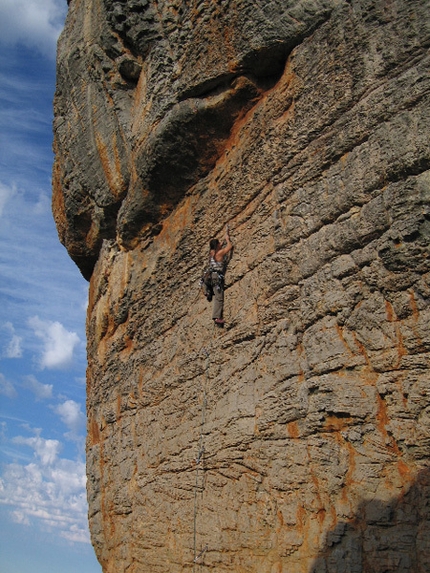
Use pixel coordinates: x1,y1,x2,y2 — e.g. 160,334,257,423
53,1,430,572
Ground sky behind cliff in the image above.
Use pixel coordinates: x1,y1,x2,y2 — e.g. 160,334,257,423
0,1,102,572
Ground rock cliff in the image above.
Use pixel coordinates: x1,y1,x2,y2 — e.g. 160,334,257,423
53,0,430,571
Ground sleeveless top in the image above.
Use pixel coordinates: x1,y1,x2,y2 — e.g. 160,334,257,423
209,255,225,273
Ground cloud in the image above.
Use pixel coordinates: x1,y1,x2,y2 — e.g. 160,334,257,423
0,0,67,59
2,321,23,358
0,373,17,398
10,509,31,526
54,400,86,440
6,334,23,358
0,434,90,543
28,316,80,369
0,181,15,217
14,435,61,466
22,375,53,401
0,181,88,347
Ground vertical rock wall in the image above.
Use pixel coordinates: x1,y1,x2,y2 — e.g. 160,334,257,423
53,1,430,571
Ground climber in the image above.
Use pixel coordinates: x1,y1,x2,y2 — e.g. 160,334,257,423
202,227,233,326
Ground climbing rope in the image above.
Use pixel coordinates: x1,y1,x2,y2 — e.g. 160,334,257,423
188,248,231,568
192,347,210,570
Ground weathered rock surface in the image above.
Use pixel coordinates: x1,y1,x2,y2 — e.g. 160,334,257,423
53,0,430,571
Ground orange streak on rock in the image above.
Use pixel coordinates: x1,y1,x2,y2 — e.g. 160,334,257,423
94,131,125,198
157,196,194,251
51,157,67,242
89,415,100,446
397,459,412,480
409,290,419,321
324,414,353,432
376,393,402,456
287,421,300,438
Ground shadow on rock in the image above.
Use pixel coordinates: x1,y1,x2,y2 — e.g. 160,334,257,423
310,468,430,573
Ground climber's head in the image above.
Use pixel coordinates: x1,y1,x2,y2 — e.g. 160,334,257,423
209,239,220,252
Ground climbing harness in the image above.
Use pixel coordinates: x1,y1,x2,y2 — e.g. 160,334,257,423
200,263,225,302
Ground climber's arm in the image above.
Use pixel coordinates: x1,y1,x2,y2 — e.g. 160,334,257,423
216,232,232,259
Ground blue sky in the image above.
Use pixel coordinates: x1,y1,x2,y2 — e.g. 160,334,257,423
0,1,102,571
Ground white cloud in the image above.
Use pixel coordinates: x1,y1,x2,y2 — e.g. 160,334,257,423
11,509,31,526
34,192,51,215
6,334,23,358
0,0,67,59
22,375,53,401
2,321,23,358
0,181,15,217
62,523,90,544
0,372,17,398
14,435,61,466
28,316,80,369
0,420,6,440
54,400,86,440
0,181,88,348
0,434,90,543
